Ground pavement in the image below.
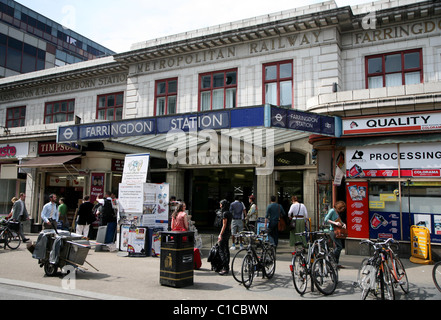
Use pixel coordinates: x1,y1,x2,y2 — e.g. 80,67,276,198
0,231,440,302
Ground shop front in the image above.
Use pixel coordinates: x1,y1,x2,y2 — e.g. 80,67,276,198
312,111,441,257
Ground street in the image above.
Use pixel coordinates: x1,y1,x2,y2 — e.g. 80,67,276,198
0,233,440,303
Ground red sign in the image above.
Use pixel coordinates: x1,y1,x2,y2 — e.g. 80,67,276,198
412,169,441,177
90,172,105,203
346,181,369,239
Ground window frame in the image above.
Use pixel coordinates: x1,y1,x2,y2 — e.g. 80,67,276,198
6,106,26,128
198,68,237,111
262,60,294,108
154,78,178,116
365,48,423,89
44,99,75,124
96,92,124,121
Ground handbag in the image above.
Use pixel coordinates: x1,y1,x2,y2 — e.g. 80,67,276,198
334,217,348,239
289,204,303,231
277,204,287,232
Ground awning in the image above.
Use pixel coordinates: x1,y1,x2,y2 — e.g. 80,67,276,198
18,155,81,168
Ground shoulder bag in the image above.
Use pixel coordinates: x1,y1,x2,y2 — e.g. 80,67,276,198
334,216,348,239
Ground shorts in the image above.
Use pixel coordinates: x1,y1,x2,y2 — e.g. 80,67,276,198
231,219,243,235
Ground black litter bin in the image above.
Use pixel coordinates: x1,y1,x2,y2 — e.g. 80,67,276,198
160,231,194,288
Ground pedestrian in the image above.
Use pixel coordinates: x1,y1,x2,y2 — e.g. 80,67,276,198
76,195,95,237
265,195,285,247
102,191,117,243
324,201,347,266
58,197,69,230
229,196,246,250
218,199,232,275
11,193,29,242
246,195,258,233
288,195,308,248
41,194,58,230
171,202,189,231
6,196,18,220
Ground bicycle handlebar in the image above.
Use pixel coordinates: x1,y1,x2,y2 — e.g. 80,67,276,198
360,238,396,248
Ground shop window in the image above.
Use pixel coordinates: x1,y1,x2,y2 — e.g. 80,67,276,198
366,49,422,88
44,99,75,124
199,69,237,111
263,60,293,108
6,106,26,128
97,92,124,120
155,78,177,116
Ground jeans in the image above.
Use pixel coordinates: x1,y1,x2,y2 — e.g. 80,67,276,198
330,231,343,264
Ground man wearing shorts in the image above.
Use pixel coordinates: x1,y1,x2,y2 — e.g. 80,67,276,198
229,196,246,250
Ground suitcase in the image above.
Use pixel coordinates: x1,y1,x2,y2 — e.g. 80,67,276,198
194,248,202,270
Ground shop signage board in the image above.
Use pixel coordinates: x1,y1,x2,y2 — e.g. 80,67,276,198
346,142,441,178
57,105,341,144
342,111,441,135
369,211,401,240
90,172,105,203
346,181,369,239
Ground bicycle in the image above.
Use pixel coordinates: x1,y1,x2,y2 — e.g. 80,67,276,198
232,230,276,289
0,219,21,250
357,238,395,300
384,238,409,294
433,261,441,292
290,231,338,295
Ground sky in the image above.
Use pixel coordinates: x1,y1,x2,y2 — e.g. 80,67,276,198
16,0,371,54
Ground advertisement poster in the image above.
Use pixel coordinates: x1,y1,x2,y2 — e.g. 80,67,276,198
346,181,369,239
122,153,150,184
90,172,105,203
142,183,169,229
120,225,148,255
118,184,143,214
369,212,401,239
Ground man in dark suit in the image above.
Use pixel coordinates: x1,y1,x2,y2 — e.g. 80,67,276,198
12,193,29,242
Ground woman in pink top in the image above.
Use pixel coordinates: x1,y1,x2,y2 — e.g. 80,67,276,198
171,202,189,231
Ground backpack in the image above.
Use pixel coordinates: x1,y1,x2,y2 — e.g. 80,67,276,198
207,243,222,272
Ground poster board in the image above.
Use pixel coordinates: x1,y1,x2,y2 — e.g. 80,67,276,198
346,181,369,239
410,225,433,264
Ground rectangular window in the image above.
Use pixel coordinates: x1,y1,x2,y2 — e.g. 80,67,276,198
155,78,177,116
263,61,293,108
366,49,423,88
97,92,124,120
6,106,26,128
199,69,237,111
44,99,75,124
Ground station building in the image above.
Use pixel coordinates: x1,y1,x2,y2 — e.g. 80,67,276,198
1,0,441,256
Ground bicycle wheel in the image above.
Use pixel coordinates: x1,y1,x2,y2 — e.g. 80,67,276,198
291,253,308,295
5,229,21,250
312,257,337,295
391,256,409,294
381,262,395,300
432,261,441,292
231,249,248,283
262,245,276,279
241,253,256,289
357,258,375,300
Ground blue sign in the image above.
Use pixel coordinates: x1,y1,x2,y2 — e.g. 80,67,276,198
57,105,341,143
270,106,338,137
157,111,230,134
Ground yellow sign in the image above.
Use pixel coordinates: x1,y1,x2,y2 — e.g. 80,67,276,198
410,225,433,265
380,193,396,201
369,201,385,209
